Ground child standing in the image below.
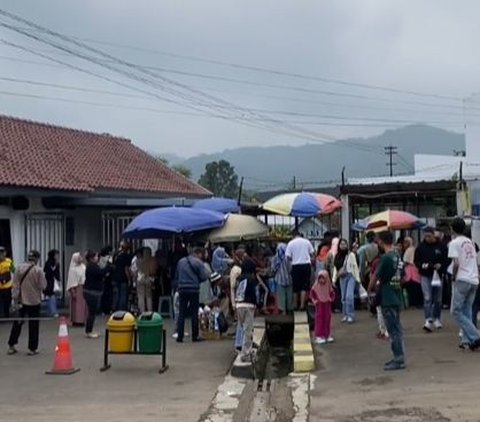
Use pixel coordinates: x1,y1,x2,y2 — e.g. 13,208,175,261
310,270,335,345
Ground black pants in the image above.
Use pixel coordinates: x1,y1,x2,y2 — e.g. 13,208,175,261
8,304,40,351
101,280,113,315
404,282,424,308
0,287,12,318
177,291,199,341
84,290,101,334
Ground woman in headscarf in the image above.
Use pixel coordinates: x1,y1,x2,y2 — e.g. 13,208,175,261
333,239,360,323
402,237,422,308
310,270,335,344
272,243,292,314
66,252,86,326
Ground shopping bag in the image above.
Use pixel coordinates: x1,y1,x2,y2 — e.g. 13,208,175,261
432,270,442,287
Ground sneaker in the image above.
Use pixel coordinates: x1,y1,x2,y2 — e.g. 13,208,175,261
86,332,100,339
384,360,406,371
27,350,39,356
327,337,335,343
469,339,480,351
434,319,443,329
7,347,17,355
347,317,354,324
423,320,433,333
172,333,178,339
341,316,348,323
315,337,327,344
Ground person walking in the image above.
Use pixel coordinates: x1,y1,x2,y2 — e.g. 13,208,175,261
66,252,86,326
43,249,60,318
272,243,293,314
333,239,360,323
376,231,406,371
175,247,209,343
448,218,480,350
286,231,314,311
414,227,448,332
84,250,109,339
0,246,14,318
7,250,46,355
310,270,335,345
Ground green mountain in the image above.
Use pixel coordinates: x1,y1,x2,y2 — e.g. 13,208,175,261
178,125,464,191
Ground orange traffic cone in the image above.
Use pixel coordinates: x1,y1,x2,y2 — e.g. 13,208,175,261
46,317,80,375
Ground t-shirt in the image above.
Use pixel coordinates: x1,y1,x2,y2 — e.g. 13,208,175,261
113,252,133,284
286,237,314,266
448,236,479,285
377,251,403,308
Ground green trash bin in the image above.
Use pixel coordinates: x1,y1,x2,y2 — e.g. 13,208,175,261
137,312,163,354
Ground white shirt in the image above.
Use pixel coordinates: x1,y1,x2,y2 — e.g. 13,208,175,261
286,237,314,266
448,236,479,285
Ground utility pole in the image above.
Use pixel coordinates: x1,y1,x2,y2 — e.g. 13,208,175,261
384,145,398,177
292,176,296,190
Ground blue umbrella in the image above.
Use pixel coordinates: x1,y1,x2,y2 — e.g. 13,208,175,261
193,197,240,214
123,207,226,239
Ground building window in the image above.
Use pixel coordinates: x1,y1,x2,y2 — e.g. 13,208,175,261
65,217,75,246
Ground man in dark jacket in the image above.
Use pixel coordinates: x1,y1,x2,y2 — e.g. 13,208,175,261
414,227,448,332
175,247,209,343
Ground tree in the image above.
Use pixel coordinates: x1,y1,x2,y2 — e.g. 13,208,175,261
172,164,192,179
198,160,239,198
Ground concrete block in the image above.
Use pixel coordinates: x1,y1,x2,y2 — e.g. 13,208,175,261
294,354,315,373
293,342,313,353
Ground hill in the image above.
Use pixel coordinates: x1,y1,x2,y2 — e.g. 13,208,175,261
177,125,465,190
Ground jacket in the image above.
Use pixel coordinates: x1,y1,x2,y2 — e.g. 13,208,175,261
13,263,47,306
44,261,60,296
414,241,448,278
176,256,209,293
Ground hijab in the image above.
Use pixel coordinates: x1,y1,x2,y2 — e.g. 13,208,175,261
272,243,287,273
403,237,416,265
66,252,86,290
334,239,349,271
311,270,334,303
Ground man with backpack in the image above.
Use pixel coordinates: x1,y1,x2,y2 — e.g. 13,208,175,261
175,247,209,343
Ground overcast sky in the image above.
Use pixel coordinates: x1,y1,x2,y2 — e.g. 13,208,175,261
0,0,478,157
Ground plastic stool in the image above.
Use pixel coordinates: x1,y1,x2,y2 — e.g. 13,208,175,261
158,296,174,319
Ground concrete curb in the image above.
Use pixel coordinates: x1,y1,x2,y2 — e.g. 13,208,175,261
293,311,315,373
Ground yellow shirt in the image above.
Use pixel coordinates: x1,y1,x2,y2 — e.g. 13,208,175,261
0,258,14,289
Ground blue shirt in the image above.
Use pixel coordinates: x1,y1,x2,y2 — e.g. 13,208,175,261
176,256,209,293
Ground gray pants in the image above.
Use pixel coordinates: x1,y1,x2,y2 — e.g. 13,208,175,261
237,306,255,359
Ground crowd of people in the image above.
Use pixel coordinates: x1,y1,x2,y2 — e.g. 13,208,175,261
3,216,480,372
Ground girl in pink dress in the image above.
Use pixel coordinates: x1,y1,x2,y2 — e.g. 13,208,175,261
310,270,335,345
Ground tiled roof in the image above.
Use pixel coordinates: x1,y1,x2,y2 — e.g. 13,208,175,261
0,115,210,197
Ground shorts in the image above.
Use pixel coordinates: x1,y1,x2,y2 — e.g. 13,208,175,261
291,264,312,293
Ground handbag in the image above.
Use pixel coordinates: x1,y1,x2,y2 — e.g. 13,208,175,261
53,278,62,294
432,270,442,287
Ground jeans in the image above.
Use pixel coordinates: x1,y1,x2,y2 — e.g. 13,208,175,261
236,306,255,358
45,295,58,317
113,282,128,311
451,280,480,344
235,320,244,349
0,287,12,318
339,275,356,319
177,291,199,342
383,306,405,363
421,276,442,321
84,290,101,334
8,304,41,351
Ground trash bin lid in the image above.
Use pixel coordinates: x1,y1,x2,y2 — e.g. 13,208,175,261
137,311,163,326
108,311,136,327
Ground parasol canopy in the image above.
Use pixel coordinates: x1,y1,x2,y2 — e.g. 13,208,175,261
205,214,270,243
192,197,240,214
262,192,342,217
123,207,226,239
353,210,426,232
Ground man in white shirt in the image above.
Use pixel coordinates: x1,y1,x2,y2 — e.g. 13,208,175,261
448,217,480,350
286,231,314,311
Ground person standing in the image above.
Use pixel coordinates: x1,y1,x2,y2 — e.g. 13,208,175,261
230,246,245,351
310,270,335,344
99,246,114,315
376,231,406,371
176,247,209,343
357,232,379,287
66,252,86,326
272,243,293,314
414,227,448,332
402,237,422,308
136,247,157,313
286,231,314,311
113,241,132,311
448,218,480,350
0,246,14,318
333,239,360,323
84,250,109,339
43,249,60,318
7,250,46,355
212,245,233,275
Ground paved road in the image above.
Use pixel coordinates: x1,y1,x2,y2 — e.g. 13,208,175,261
310,309,480,422
0,317,234,422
